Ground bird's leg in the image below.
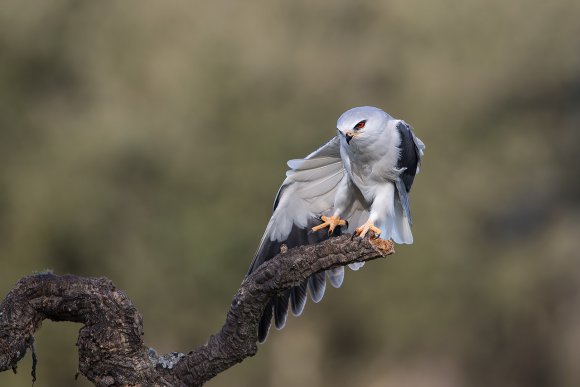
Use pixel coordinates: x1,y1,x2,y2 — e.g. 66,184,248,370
355,220,381,239
311,215,347,235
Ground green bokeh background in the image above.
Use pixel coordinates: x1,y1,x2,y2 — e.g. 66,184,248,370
1,1,579,386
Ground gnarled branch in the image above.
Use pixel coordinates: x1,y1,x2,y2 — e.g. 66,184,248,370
0,235,393,386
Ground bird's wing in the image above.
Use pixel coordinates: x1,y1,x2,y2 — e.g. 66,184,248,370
247,136,344,274
395,121,425,224
395,120,425,192
248,136,353,342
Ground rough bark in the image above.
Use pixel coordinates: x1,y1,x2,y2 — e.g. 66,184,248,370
0,235,394,386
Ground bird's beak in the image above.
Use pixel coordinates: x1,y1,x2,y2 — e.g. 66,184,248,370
345,131,354,144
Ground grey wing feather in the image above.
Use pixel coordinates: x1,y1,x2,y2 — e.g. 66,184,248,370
327,266,344,288
308,272,327,303
290,280,308,316
395,178,412,225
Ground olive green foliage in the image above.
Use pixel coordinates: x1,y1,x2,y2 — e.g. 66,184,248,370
1,1,579,386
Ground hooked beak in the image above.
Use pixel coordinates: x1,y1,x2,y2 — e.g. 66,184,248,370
345,131,354,144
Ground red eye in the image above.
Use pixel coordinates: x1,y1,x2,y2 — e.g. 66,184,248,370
354,120,366,130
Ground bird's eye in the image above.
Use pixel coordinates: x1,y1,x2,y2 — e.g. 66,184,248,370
354,120,366,130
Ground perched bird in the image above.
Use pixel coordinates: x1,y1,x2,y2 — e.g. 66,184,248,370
246,106,425,342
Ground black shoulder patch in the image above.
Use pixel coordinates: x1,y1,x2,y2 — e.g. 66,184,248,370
395,121,420,192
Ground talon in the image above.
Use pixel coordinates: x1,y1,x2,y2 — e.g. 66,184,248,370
311,215,347,235
355,220,381,239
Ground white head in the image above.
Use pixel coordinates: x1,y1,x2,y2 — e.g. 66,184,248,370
336,106,391,147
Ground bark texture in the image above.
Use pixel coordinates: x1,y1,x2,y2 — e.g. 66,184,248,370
0,235,393,386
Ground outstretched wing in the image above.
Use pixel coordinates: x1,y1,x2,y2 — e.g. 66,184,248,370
247,136,348,342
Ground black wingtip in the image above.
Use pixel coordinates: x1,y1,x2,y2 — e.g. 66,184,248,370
274,290,290,330
258,301,274,343
290,280,308,316
255,219,347,341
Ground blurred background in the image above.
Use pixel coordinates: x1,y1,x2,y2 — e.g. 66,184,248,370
1,1,579,386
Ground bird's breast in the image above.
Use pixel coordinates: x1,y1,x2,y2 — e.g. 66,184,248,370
343,152,400,203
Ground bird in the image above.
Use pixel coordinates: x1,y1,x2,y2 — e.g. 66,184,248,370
246,106,425,342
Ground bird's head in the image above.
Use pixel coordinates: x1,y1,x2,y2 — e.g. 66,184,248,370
336,106,390,146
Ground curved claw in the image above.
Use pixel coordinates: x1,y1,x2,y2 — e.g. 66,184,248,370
311,215,347,235
355,220,381,239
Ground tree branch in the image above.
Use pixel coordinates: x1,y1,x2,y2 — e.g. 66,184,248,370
0,235,393,386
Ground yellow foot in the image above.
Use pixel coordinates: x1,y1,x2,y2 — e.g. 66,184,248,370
355,220,381,239
311,215,347,235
